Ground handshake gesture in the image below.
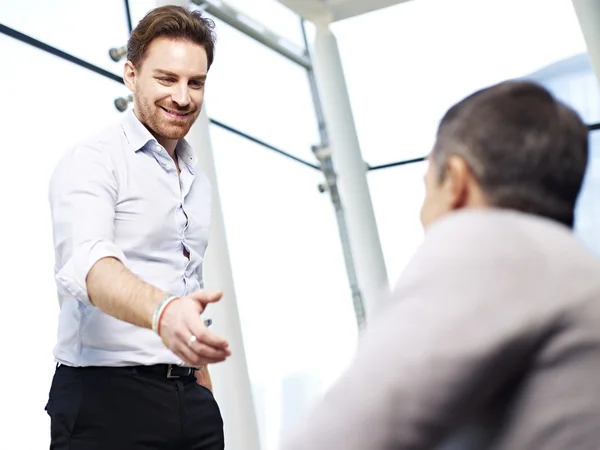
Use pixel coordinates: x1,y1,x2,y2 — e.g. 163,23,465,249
153,290,231,367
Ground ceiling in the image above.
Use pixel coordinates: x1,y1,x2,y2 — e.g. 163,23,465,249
276,0,412,23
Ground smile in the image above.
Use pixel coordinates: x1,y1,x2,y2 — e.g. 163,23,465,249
160,107,190,120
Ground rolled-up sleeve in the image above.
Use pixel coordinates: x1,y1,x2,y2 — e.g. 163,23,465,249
49,143,127,306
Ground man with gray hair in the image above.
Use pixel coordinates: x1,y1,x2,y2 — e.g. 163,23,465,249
282,80,600,450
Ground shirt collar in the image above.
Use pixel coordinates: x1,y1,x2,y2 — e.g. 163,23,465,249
175,137,197,170
121,109,198,169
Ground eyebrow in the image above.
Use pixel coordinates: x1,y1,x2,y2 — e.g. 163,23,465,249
153,69,207,81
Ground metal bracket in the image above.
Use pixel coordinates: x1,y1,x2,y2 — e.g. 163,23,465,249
313,144,367,330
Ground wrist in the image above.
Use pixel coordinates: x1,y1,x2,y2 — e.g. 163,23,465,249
152,295,180,335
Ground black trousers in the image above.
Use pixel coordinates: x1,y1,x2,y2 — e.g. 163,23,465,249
45,364,224,450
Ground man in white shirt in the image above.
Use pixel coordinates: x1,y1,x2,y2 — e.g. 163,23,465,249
281,81,600,449
46,6,229,449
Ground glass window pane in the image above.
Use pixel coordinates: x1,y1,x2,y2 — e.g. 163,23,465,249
128,0,159,26
1,0,129,76
575,131,600,255
0,34,127,449
368,162,427,282
210,124,358,450
204,17,320,162
333,0,588,166
524,54,600,125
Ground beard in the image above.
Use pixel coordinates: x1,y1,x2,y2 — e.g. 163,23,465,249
134,92,200,141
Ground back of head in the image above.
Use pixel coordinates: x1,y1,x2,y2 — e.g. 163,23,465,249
127,5,216,69
432,81,589,227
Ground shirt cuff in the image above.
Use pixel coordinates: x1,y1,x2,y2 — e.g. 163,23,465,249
55,240,127,306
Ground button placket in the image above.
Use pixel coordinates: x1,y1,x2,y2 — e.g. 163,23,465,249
176,160,194,276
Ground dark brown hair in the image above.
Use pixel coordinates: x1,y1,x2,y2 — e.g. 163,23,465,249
432,80,589,227
127,5,216,69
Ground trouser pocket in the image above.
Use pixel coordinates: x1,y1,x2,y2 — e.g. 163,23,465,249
46,365,83,449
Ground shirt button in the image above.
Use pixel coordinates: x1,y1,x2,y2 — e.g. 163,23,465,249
164,164,172,170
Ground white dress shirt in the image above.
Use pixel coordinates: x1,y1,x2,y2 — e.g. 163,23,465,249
49,110,212,367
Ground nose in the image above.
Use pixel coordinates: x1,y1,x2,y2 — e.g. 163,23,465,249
171,82,191,108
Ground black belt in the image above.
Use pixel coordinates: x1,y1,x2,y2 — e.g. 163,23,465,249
137,364,198,379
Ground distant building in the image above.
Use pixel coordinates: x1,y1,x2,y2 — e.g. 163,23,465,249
279,372,322,437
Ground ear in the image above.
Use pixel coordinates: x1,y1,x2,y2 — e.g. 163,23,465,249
123,60,137,93
441,155,472,209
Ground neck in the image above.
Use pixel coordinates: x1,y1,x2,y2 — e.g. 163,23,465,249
156,137,178,160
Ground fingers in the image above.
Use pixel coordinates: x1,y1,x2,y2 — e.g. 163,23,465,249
188,342,230,364
174,329,230,366
188,289,223,304
172,340,226,367
188,319,229,350
172,342,203,367
169,320,231,366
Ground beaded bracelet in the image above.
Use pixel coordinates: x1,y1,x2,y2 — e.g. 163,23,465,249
152,295,180,335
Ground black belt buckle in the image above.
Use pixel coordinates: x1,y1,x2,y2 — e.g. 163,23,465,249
166,364,194,379
166,364,183,379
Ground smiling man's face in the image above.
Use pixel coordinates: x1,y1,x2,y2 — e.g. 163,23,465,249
124,35,208,147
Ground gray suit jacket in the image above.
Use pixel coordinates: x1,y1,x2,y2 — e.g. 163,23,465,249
281,209,600,450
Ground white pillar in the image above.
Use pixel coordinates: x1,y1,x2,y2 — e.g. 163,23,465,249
187,107,262,450
572,0,600,85
310,21,390,317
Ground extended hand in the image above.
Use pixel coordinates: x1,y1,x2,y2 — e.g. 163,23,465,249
158,290,231,366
